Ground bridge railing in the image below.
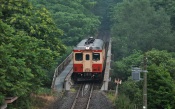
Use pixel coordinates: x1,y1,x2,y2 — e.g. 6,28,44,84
51,52,73,90
101,38,111,90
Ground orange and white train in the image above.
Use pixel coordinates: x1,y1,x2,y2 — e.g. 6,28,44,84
72,37,106,81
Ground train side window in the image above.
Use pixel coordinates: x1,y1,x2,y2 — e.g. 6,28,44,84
75,53,83,61
86,54,90,60
93,53,100,61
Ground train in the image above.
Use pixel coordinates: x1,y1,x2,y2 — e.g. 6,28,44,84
72,37,106,82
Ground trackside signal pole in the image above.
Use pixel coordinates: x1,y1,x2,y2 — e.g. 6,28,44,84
143,54,148,109
115,78,122,98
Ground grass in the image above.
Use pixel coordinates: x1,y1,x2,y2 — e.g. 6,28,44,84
30,87,64,109
70,88,76,92
106,90,116,103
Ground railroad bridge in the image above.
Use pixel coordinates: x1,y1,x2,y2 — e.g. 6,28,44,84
51,34,112,92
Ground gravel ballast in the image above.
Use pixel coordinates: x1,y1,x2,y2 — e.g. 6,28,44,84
48,90,115,109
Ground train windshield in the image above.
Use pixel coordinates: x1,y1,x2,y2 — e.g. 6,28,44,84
86,54,90,60
75,53,83,61
93,53,100,61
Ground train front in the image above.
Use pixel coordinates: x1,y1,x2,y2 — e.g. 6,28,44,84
72,37,105,82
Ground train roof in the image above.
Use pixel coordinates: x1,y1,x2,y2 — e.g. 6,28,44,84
74,38,104,50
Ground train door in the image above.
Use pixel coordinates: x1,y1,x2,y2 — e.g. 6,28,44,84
83,52,92,72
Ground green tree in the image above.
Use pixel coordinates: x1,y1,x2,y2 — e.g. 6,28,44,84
110,0,174,59
150,0,175,30
113,50,143,81
30,0,100,45
147,49,175,80
0,0,66,108
147,64,175,109
113,49,175,109
115,94,135,109
1,0,65,53
118,78,142,108
0,20,34,106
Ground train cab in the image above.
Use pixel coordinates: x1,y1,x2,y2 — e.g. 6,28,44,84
72,37,105,81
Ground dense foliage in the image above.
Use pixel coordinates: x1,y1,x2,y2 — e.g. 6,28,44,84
0,0,66,108
150,0,175,30
0,0,101,108
110,0,175,59
30,0,100,45
1,0,175,108
109,0,175,108
113,50,175,108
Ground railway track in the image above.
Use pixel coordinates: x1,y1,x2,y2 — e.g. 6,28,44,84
71,83,94,109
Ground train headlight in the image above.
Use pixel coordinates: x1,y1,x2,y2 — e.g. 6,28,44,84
86,46,89,50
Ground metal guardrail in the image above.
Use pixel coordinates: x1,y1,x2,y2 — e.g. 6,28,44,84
51,52,73,90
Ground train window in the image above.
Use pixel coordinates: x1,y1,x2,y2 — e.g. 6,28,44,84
93,53,100,61
75,53,83,61
86,54,90,60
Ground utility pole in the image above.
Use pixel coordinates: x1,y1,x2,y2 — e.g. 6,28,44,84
143,54,147,109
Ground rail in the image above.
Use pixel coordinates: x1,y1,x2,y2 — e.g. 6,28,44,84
71,84,94,109
86,84,94,109
51,52,73,90
71,85,82,109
